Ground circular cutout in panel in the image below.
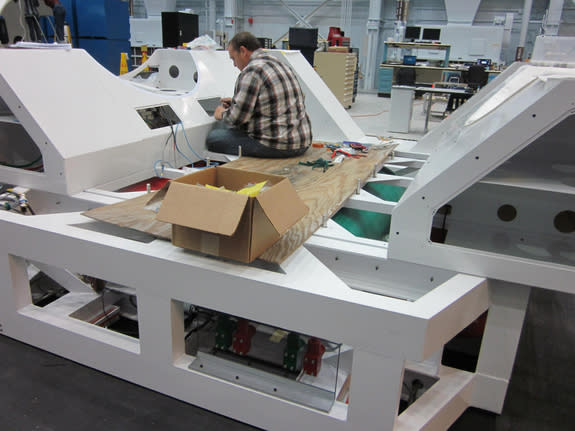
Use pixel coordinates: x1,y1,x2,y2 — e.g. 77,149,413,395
497,204,517,222
554,210,575,233
169,65,180,78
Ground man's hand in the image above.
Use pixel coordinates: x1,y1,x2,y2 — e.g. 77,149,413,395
220,97,232,109
214,105,227,121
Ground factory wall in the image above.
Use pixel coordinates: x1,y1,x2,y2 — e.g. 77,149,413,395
131,0,575,81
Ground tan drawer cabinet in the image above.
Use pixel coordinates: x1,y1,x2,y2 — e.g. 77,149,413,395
314,51,357,108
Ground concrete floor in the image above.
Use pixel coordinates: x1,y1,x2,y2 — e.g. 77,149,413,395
349,91,445,139
1,93,574,430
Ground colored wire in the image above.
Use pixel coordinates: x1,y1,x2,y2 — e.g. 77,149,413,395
178,122,206,161
153,160,174,177
171,123,195,165
161,126,175,166
170,123,177,167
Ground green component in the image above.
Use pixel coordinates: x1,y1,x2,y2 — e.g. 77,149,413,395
333,167,406,241
214,315,235,351
298,158,333,172
283,332,303,372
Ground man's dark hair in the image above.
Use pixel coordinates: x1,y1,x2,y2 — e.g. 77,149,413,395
229,32,261,52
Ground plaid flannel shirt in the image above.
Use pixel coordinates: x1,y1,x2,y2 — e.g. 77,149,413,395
222,49,312,151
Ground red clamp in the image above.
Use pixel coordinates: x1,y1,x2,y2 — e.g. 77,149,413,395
303,337,326,376
331,148,366,159
349,143,368,152
232,319,256,355
331,148,353,159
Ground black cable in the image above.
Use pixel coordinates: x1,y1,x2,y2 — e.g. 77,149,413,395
185,315,215,340
161,124,175,164
99,288,114,328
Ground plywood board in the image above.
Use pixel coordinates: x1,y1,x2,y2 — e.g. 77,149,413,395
83,193,171,239
227,145,394,262
84,144,395,263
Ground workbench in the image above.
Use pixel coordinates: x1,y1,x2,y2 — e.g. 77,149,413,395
378,64,500,96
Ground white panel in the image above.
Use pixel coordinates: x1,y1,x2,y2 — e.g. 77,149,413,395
389,63,575,293
130,17,163,47
0,47,367,196
470,38,486,55
144,0,176,16
441,25,504,62
443,0,481,24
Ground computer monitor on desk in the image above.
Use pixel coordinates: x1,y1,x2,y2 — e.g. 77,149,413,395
477,58,491,67
405,26,421,41
422,28,441,41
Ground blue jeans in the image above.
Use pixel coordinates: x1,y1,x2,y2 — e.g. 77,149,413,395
206,123,308,158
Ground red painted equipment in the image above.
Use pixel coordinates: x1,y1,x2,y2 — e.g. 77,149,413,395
232,319,256,355
303,337,326,376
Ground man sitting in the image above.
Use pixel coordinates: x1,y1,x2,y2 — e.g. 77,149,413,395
206,32,312,158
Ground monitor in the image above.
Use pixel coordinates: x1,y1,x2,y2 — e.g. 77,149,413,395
477,58,491,67
422,28,441,41
289,27,318,48
405,26,421,41
197,97,221,116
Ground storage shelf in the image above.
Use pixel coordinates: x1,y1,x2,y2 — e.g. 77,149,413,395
480,161,575,195
383,41,451,67
384,42,451,50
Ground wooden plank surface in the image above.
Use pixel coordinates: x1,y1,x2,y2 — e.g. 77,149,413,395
84,144,395,263
227,145,394,262
83,192,171,239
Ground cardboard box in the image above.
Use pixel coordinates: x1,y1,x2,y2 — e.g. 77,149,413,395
153,166,308,263
327,46,350,53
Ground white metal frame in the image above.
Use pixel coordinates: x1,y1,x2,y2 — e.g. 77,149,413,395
1,46,571,430
0,205,528,431
389,63,575,294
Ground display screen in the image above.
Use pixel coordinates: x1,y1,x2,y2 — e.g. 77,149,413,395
422,28,441,41
197,97,221,116
137,105,181,129
405,26,421,40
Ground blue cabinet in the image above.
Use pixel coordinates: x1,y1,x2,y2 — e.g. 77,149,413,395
378,66,394,96
75,0,130,40
40,0,130,74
